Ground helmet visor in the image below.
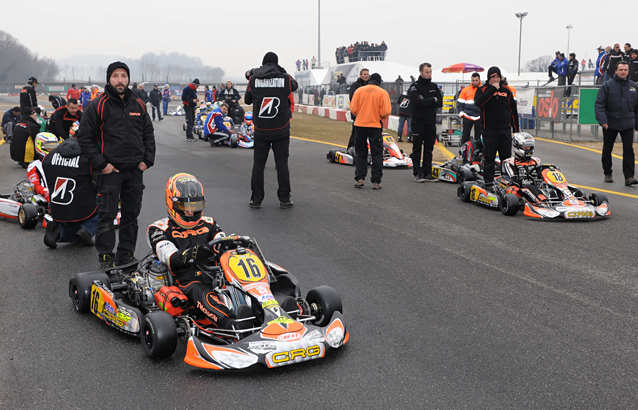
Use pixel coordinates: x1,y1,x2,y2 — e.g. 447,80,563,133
173,196,205,213
42,141,59,151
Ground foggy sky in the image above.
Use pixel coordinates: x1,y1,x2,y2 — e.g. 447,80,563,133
7,0,636,80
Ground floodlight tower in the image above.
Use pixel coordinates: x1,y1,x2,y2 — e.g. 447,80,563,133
515,12,528,76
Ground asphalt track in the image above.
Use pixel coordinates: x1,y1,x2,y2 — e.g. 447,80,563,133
2,101,638,408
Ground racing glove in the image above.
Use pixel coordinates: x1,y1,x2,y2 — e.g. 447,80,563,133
170,244,212,268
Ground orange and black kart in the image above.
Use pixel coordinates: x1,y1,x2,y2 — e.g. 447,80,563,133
69,236,348,370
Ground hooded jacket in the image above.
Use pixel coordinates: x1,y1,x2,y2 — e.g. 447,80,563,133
19,84,38,116
408,76,443,125
181,84,198,108
595,74,638,130
349,80,391,128
244,64,298,137
149,88,162,105
217,86,241,105
457,83,482,121
10,115,41,163
474,81,520,132
49,106,81,140
77,85,156,171
595,51,606,77
42,137,97,223
604,50,626,75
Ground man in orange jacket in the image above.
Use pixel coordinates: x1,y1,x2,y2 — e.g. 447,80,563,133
457,72,482,144
349,72,391,189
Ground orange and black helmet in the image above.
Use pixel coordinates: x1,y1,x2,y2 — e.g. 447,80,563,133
165,173,205,229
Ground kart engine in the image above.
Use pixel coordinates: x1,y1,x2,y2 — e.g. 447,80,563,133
127,260,168,307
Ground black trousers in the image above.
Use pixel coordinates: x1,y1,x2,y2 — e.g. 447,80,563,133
482,128,512,184
411,122,437,176
251,132,291,202
347,121,356,149
602,127,635,179
151,103,162,120
462,117,482,144
185,106,195,138
95,168,144,258
354,126,383,183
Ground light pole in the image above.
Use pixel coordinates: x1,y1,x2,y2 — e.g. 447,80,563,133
515,12,528,76
317,0,321,68
566,25,573,57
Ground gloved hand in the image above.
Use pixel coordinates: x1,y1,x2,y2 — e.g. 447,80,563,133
171,244,212,268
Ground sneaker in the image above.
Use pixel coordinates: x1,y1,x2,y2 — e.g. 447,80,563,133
414,173,426,183
407,136,412,143
354,179,364,188
548,77,555,82
604,174,613,183
249,198,261,208
625,177,638,186
43,219,59,249
280,200,294,209
99,253,115,270
423,174,439,182
372,182,382,190
397,136,403,143
159,118,164,121
115,252,137,266
76,226,94,246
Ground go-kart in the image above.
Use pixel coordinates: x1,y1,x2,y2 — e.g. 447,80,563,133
327,134,412,168
504,165,610,220
170,106,185,116
433,156,501,184
206,120,253,149
69,235,348,370
0,181,45,229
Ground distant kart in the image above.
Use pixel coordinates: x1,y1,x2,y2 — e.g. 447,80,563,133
432,157,501,184
170,106,185,116
327,134,412,168
205,121,254,149
0,181,45,229
69,235,348,370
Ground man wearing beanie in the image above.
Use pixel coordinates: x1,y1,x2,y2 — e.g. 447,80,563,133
349,72,391,189
408,63,443,182
182,78,200,141
78,61,156,269
474,66,519,190
244,51,298,209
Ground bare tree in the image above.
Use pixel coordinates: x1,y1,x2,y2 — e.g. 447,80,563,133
0,31,60,82
524,55,554,73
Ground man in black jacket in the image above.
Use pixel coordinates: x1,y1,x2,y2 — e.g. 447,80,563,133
77,61,156,269
149,84,163,121
595,61,638,185
182,79,200,141
474,66,519,189
2,106,20,142
217,81,241,120
408,63,443,182
10,108,41,167
48,95,67,110
396,90,411,142
20,77,38,116
629,50,638,82
244,52,298,209
603,44,626,82
346,68,369,151
49,99,81,140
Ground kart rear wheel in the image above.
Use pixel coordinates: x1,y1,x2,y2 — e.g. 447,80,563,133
230,135,238,148
182,123,186,131
458,168,474,184
18,203,38,229
141,311,177,360
501,194,520,216
458,182,472,202
69,272,111,313
306,286,342,327
589,193,609,207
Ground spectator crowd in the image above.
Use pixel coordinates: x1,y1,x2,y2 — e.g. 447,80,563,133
335,41,388,64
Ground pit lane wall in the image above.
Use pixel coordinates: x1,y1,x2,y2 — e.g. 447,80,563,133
296,104,405,133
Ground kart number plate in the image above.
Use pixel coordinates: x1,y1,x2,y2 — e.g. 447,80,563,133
228,253,266,282
431,167,441,178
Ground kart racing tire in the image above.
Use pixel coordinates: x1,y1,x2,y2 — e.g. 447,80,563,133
589,193,609,207
18,203,39,229
306,285,342,327
327,149,339,163
573,188,585,198
230,135,238,148
458,168,474,184
141,311,178,360
501,193,520,216
458,182,472,202
69,271,111,313
182,123,186,131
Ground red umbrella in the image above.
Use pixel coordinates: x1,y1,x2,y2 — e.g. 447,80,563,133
441,63,485,73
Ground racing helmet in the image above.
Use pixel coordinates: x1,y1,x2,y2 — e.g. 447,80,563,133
245,111,253,125
34,133,59,159
512,132,535,159
69,121,80,138
165,173,205,229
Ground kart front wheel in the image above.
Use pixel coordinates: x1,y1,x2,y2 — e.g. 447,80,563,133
230,135,239,148
69,272,111,313
327,149,339,162
182,123,186,131
458,182,472,202
501,194,520,216
18,203,38,229
589,193,609,207
141,311,177,360
306,286,342,327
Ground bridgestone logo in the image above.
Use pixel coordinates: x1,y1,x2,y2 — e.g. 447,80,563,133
255,78,285,88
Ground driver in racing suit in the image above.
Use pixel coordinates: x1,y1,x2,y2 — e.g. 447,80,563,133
146,173,247,330
203,103,234,143
27,133,59,203
501,133,548,203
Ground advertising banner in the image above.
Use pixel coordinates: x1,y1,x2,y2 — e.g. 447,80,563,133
323,95,336,108
47,85,66,92
517,89,535,115
336,94,349,110
536,88,564,119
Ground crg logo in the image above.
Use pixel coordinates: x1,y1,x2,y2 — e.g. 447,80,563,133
51,177,76,205
259,97,280,118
